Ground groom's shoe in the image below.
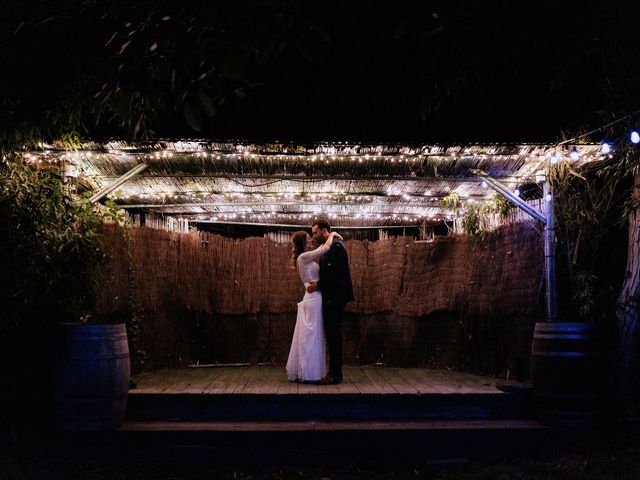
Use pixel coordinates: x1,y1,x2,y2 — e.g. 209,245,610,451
316,375,341,385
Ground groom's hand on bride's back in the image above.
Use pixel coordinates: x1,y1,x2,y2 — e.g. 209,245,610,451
306,282,319,293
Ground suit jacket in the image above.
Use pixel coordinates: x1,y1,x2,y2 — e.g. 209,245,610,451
317,239,355,308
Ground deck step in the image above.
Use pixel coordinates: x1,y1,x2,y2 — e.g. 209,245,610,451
60,418,578,465
121,418,544,432
126,391,533,421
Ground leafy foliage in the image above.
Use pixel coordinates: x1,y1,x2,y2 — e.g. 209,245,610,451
0,157,106,327
441,192,462,215
0,156,107,425
550,153,634,322
121,225,147,373
443,192,514,237
0,0,328,146
482,193,514,220
462,206,482,237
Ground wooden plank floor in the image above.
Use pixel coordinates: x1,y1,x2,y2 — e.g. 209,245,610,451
121,419,544,432
131,366,501,395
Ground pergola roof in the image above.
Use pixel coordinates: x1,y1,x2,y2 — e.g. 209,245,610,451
28,140,611,228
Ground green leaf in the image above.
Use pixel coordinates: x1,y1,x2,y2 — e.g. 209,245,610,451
117,92,133,123
195,90,216,117
183,102,202,132
222,54,248,82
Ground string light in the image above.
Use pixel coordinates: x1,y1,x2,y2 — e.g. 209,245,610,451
631,131,640,144
570,147,580,160
19,139,620,230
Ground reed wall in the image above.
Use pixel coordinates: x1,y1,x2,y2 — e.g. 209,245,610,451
95,221,544,376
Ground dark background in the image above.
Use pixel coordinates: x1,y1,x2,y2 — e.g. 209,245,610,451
216,1,640,143
2,0,640,144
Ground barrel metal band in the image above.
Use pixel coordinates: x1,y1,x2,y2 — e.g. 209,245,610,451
532,351,600,357
63,353,131,360
534,334,593,340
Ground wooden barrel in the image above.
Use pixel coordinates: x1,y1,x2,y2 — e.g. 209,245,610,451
531,321,604,427
53,323,130,431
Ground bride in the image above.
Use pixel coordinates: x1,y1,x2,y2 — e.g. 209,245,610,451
286,230,342,382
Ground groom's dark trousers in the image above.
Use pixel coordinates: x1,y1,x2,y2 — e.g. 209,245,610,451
318,239,354,381
323,305,344,380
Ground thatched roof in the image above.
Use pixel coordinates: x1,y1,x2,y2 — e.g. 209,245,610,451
27,140,611,228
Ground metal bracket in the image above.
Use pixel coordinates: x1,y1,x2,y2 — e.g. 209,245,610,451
89,163,148,204
472,168,556,321
471,169,546,224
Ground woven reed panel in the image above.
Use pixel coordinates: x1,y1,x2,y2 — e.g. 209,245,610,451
264,241,302,314
94,221,543,373
96,222,542,318
94,223,129,314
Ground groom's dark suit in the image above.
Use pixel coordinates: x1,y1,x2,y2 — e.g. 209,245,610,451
317,238,354,381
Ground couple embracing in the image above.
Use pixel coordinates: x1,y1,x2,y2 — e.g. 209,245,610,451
286,219,354,385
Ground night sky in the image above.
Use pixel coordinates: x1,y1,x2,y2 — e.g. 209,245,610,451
3,0,640,144
203,1,640,142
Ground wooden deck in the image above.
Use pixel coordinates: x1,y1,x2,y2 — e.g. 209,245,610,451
126,366,530,422
56,367,542,464
131,366,502,396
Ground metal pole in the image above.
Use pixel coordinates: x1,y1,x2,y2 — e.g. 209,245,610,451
471,170,546,223
472,169,557,322
543,179,557,322
88,163,148,204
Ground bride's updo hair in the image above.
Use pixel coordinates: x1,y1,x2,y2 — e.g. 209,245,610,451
291,231,308,266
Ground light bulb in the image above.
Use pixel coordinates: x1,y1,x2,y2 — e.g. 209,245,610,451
570,147,580,160
514,189,520,197
601,142,611,154
632,131,640,144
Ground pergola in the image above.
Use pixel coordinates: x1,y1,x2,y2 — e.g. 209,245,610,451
26,140,610,229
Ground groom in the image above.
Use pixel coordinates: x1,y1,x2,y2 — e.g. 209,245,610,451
307,219,354,385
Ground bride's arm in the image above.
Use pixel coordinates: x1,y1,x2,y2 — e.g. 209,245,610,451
327,231,343,243
305,232,342,293
298,232,342,264
324,231,342,246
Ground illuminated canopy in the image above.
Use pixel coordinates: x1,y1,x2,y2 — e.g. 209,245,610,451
26,140,611,228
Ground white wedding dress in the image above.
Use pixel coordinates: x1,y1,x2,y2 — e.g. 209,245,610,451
286,243,329,382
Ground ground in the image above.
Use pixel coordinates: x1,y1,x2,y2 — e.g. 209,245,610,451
2,422,640,480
